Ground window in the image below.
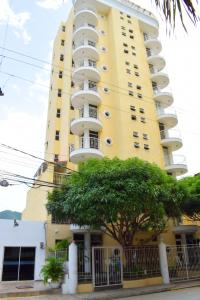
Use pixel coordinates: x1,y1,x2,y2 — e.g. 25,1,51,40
59,71,63,78
134,64,138,69
101,46,107,52
124,49,129,54
54,154,59,162
120,16,124,20
56,109,61,118
102,65,108,71
122,32,126,36
129,29,133,33
106,138,112,145
70,105,74,110
130,35,134,39
128,20,132,24
126,69,131,74
138,93,143,99
144,144,150,150
123,43,128,47
141,117,146,123
139,108,145,113
131,115,137,120
143,134,148,140
121,26,126,30
132,52,136,56
136,85,141,90
61,39,65,46
131,46,135,50
58,89,62,97
133,131,139,137
60,54,64,61
127,15,131,18
125,61,130,66
130,105,136,111
134,142,140,148
103,87,109,93
55,130,60,141
104,111,110,118
128,82,133,87
129,91,134,96
62,25,65,32
135,72,139,77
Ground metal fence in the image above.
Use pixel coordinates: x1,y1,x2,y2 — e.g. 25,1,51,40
167,244,200,282
123,247,161,280
78,247,92,283
48,249,68,262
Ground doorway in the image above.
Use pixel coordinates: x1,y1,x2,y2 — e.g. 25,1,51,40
2,247,36,281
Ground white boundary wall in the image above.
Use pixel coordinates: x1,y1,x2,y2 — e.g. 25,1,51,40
0,219,46,281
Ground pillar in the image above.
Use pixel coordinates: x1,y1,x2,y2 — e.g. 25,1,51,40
159,241,170,284
84,232,91,273
62,241,78,294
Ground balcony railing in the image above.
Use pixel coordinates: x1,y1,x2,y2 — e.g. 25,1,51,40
75,7,97,14
160,129,181,140
156,106,177,117
70,137,101,152
73,23,96,32
73,40,96,50
164,154,186,167
53,172,66,185
75,59,97,69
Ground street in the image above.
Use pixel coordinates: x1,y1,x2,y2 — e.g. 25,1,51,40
7,287,200,300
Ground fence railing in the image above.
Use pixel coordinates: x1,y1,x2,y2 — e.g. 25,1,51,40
48,249,69,262
78,247,92,283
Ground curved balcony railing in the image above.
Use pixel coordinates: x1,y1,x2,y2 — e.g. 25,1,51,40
160,129,181,140
74,8,98,27
72,59,100,82
157,106,178,128
70,137,102,152
73,40,96,50
75,59,97,69
164,154,188,176
72,40,99,61
160,129,182,151
71,83,101,108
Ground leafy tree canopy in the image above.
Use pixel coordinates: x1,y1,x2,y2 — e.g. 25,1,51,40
180,174,200,221
47,158,187,247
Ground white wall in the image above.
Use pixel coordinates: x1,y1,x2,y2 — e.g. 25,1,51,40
0,219,46,281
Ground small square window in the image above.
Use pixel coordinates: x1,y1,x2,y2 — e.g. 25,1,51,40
56,109,61,118
120,16,124,20
60,54,64,61
134,142,140,148
133,131,139,137
62,25,65,32
128,82,133,87
143,134,148,140
123,43,128,47
132,52,136,56
130,105,136,111
124,49,129,54
131,46,135,50
58,89,62,97
126,69,131,74
54,154,59,162
55,130,60,141
131,115,137,120
128,20,132,24
144,144,150,150
136,85,141,90
59,71,63,78
129,91,134,96
134,64,138,69
121,26,126,30
125,61,130,65
61,39,65,46
127,15,131,18
138,93,143,99
130,35,134,39
135,72,139,77
141,117,146,123
129,29,133,33
122,32,126,36
70,105,74,110
139,108,145,113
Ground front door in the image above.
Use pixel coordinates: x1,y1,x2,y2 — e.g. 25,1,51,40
2,247,36,281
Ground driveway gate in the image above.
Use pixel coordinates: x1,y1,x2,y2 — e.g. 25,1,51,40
167,244,200,282
92,247,123,287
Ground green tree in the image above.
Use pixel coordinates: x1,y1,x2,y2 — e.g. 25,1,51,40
180,174,200,221
47,158,187,247
154,0,198,31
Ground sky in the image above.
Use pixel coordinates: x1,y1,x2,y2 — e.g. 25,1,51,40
0,0,200,213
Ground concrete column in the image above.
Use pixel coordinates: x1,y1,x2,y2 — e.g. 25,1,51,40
62,241,78,294
84,103,89,118
159,241,170,284
84,232,91,273
83,129,90,148
84,79,89,90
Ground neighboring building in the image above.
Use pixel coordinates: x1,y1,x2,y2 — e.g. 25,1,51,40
22,0,188,249
0,220,45,281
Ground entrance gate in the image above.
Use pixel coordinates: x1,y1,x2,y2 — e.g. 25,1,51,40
92,247,123,287
167,244,200,282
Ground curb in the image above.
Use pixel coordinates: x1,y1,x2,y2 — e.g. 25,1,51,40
0,288,60,299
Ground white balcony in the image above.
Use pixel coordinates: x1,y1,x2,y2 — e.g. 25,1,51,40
160,129,183,151
70,137,103,164
72,60,100,82
153,88,173,108
71,85,101,109
148,55,165,72
71,107,102,135
73,24,99,43
165,155,188,176
151,71,169,89
70,224,90,233
144,38,162,55
74,9,98,28
73,0,96,13
157,107,178,129
73,40,99,61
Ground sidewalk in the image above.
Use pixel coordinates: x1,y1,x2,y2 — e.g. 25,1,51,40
0,280,200,299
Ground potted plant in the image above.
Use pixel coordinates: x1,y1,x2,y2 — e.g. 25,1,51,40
41,256,64,288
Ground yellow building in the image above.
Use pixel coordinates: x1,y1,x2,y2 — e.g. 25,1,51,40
23,0,190,249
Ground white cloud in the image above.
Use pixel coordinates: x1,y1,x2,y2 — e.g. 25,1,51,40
36,0,69,10
0,0,31,44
